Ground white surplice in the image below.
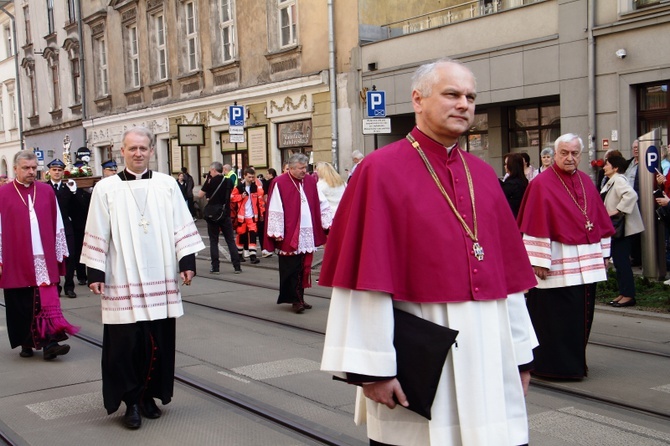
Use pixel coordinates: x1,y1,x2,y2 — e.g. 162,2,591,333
321,288,538,446
81,172,205,324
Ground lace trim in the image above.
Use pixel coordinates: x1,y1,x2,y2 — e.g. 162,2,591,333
34,255,51,285
266,210,285,238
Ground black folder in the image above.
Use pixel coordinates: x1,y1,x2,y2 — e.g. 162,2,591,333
393,308,459,420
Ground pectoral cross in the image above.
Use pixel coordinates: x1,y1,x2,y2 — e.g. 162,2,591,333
585,220,594,231
139,217,150,234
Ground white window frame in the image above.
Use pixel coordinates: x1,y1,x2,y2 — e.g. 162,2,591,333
186,1,198,71
278,0,297,48
129,25,140,88
97,37,109,96
49,56,60,110
46,0,55,35
23,6,31,45
71,57,80,104
8,92,15,129
155,14,168,80
4,24,13,57
0,97,5,132
27,67,37,116
219,0,235,62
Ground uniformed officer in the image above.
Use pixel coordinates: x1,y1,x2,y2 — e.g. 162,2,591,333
101,159,118,178
47,159,78,298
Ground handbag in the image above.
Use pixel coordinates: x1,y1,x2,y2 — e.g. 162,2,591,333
610,213,625,239
392,308,459,420
203,177,227,223
204,203,226,222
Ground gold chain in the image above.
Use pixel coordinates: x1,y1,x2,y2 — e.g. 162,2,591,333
289,175,306,203
406,133,484,261
13,180,36,208
550,165,594,231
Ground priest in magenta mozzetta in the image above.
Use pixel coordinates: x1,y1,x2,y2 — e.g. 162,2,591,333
320,59,538,446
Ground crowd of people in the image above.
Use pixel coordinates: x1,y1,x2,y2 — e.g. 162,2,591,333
0,58,664,445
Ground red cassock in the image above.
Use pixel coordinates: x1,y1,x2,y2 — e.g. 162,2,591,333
319,127,537,303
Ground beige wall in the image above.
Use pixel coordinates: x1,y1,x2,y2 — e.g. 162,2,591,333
360,0,462,26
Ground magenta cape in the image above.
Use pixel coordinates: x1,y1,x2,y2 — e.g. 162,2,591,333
319,128,537,303
264,173,328,253
517,165,615,244
0,181,64,288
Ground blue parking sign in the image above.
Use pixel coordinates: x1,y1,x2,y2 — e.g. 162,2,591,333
229,105,245,127
366,91,386,117
34,150,44,161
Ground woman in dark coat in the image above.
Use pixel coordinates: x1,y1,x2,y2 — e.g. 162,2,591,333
500,153,528,218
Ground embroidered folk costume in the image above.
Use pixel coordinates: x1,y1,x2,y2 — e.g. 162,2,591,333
517,163,615,378
0,180,78,352
320,128,538,445
82,170,204,414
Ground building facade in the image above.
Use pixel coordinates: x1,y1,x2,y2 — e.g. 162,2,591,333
14,0,85,171
0,2,21,175
79,0,359,179
357,0,670,177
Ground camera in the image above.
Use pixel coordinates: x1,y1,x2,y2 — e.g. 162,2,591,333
653,189,665,199
615,49,627,59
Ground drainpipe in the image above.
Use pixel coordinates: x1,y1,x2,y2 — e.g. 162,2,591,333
587,0,596,180
0,5,25,150
77,0,87,139
328,0,339,170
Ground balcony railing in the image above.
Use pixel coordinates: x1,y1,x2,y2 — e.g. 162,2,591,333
373,0,539,40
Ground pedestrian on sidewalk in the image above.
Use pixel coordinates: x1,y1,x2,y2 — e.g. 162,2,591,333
198,162,242,274
82,126,205,430
265,153,332,313
0,150,78,360
231,167,264,264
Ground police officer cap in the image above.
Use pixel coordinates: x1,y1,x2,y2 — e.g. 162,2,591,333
47,158,66,169
76,147,91,159
74,161,85,167
101,160,117,169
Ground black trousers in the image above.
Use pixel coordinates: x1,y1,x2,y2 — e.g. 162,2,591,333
60,233,76,292
206,215,241,270
277,254,305,305
612,235,635,298
527,283,596,379
73,226,87,282
102,319,176,414
4,287,67,349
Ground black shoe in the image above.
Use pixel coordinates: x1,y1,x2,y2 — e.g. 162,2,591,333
57,286,62,296
612,298,636,308
302,301,313,310
123,403,142,429
234,267,242,274
209,267,220,274
250,255,260,264
20,347,33,358
65,290,77,298
239,257,246,262
43,343,70,360
77,279,87,285
292,302,305,314
139,397,162,419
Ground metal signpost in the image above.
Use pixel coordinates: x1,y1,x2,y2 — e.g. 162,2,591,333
364,88,391,149
229,103,245,172
638,128,665,279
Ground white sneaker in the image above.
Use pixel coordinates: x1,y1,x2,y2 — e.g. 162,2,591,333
262,249,273,258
